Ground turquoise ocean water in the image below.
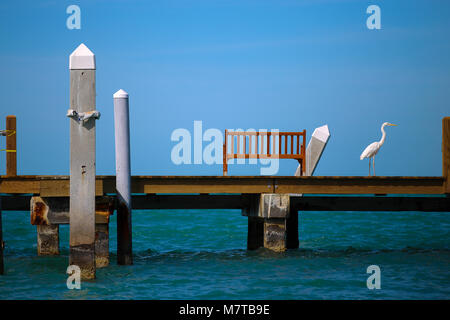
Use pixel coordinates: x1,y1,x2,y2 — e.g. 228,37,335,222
0,207,449,299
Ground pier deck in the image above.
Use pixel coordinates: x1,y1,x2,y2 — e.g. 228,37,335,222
0,175,446,196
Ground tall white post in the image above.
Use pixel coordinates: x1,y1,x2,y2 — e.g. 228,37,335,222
114,89,132,265
69,43,97,279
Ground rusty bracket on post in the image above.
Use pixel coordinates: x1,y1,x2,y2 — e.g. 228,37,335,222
66,109,101,123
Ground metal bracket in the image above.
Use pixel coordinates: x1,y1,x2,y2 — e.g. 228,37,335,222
67,109,101,123
0,130,15,137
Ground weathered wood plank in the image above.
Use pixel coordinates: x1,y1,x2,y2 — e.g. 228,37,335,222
6,115,17,176
0,196,4,274
0,175,446,195
274,176,445,194
30,196,114,225
2,194,449,212
0,179,40,194
443,117,450,194
142,177,274,194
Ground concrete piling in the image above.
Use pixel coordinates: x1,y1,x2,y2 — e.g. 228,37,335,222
114,89,133,265
95,223,109,268
243,194,291,252
69,43,97,279
30,196,113,266
37,225,59,255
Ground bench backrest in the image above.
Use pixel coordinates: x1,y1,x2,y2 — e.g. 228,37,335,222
223,130,306,175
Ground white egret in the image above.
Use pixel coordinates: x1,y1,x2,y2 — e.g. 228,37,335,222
360,122,397,176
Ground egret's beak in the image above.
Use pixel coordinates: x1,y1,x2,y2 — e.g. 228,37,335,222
388,123,397,126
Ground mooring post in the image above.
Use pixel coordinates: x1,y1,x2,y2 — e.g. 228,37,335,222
0,196,4,275
68,43,97,279
6,115,17,176
444,117,450,194
114,89,133,265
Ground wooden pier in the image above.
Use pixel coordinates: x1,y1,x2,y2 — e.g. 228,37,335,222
0,41,448,279
0,120,449,277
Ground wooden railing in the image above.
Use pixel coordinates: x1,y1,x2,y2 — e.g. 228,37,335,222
223,130,306,176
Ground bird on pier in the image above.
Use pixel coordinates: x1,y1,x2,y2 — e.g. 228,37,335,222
360,122,397,176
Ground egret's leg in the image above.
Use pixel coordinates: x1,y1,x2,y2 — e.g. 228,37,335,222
368,158,371,176
373,156,376,176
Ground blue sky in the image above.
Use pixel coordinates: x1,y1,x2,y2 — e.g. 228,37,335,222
0,0,449,176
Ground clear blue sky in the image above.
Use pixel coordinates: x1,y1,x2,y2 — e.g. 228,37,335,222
0,0,449,176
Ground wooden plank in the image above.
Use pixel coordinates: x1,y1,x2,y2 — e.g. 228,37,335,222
443,117,450,193
40,180,69,197
2,194,450,212
0,175,446,195
274,176,445,194
142,177,273,194
30,196,114,225
0,179,40,194
0,196,3,274
6,115,16,176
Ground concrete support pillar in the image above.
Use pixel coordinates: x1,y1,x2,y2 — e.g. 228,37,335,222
243,194,293,252
95,224,109,268
69,43,97,279
286,202,299,249
37,225,59,255
263,218,287,252
30,196,113,266
247,217,263,250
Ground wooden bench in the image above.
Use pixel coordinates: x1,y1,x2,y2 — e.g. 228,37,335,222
223,130,306,176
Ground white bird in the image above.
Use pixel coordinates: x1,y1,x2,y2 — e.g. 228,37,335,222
360,122,397,176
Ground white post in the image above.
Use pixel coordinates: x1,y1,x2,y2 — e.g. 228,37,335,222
295,124,330,176
69,43,97,279
114,89,132,265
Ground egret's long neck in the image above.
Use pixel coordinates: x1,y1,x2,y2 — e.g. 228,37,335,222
379,124,387,146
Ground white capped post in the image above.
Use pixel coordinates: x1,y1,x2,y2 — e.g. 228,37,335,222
114,89,133,265
69,43,97,279
295,124,330,176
